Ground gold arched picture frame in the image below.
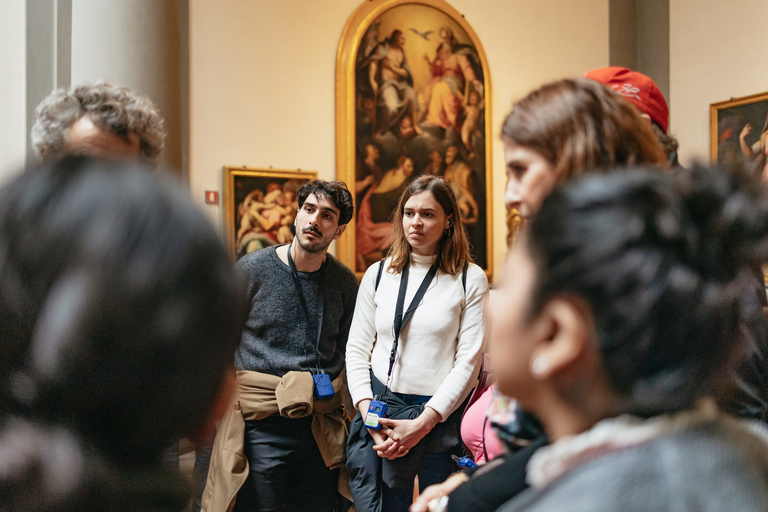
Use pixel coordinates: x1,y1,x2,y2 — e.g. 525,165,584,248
335,0,492,279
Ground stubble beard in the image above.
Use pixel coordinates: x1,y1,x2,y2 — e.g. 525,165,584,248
296,229,333,255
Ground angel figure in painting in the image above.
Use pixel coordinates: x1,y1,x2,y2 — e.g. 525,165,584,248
461,89,484,158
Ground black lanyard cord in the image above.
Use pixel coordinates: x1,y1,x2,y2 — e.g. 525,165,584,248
286,244,325,370
385,255,440,388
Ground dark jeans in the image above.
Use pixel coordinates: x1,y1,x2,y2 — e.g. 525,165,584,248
381,391,456,512
234,414,339,512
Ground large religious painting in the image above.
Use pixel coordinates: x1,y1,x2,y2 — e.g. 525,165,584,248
336,0,492,279
711,91,768,180
223,166,317,261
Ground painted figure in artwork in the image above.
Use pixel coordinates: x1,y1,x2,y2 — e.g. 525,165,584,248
351,9,489,272
365,29,421,138
444,145,478,224
236,183,299,257
740,112,768,181
421,27,483,133
356,155,415,268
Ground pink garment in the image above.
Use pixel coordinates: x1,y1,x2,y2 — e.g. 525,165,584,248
460,384,504,464
355,185,393,255
422,52,477,130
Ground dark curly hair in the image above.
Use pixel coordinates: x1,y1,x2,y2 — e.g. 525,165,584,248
297,179,355,226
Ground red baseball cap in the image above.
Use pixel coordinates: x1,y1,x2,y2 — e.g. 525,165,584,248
584,66,669,133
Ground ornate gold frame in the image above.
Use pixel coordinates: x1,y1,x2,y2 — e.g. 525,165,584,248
335,0,493,280
223,166,318,261
710,91,768,164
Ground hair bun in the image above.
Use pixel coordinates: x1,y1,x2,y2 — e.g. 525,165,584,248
673,164,768,281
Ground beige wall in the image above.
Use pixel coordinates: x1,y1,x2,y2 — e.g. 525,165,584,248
71,0,183,172
0,0,26,183
189,0,610,281
670,0,768,166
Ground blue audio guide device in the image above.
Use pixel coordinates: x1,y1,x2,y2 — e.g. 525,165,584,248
313,373,334,400
364,400,388,430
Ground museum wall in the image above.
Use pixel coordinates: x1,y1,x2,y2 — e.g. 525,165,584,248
670,0,768,167
0,0,27,183
188,0,610,281
71,0,184,173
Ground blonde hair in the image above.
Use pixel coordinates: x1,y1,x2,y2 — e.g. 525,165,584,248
388,175,472,275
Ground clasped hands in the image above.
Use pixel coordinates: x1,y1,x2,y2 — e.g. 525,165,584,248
359,400,440,460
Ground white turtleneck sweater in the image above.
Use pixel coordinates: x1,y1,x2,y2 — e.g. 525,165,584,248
346,253,488,420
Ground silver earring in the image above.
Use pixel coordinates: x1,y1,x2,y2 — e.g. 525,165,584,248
532,357,549,375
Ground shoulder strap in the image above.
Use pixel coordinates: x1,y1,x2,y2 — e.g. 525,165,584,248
377,259,467,292
375,259,385,291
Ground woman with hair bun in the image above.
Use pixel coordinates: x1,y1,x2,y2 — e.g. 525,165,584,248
492,165,768,511
413,77,766,512
346,175,489,512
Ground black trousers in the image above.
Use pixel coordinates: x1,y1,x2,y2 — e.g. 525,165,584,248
233,414,339,512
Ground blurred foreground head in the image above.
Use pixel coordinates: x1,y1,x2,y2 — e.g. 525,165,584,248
492,164,768,426
0,157,245,510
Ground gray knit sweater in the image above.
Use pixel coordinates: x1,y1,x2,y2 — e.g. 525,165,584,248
233,245,358,379
498,418,768,511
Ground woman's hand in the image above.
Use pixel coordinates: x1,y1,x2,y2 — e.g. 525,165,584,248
377,407,441,452
358,398,406,459
409,472,469,512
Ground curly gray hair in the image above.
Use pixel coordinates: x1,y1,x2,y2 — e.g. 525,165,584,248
31,82,166,167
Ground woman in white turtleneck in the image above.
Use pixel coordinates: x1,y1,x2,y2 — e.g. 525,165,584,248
346,175,488,511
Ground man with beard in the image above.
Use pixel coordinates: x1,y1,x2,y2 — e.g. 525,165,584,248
203,180,358,512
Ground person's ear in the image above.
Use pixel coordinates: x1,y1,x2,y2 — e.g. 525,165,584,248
640,113,653,126
528,297,593,380
334,223,347,240
445,214,452,229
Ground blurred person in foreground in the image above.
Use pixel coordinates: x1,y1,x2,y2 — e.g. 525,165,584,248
0,156,246,511
412,77,667,512
31,81,165,167
493,164,768,511
586,66,768,421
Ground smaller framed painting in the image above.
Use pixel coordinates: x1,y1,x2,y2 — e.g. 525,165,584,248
223,166,318,261
710,91,768,178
